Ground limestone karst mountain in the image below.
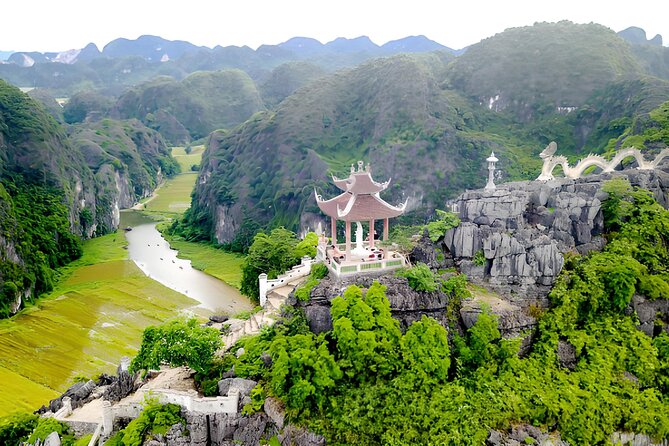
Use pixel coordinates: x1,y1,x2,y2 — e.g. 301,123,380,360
0,80,178,317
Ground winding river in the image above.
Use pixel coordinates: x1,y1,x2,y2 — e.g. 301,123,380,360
124,221,248,313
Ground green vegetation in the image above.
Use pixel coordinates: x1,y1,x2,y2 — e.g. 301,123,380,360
193,183,669,444
62,90,113,124
104,399,185,446
0,412,38,446
0,232,200,416
130,318,222,375
0,179,83,318
240,229,317,302
27,418,74,446
396,263,439,292
142,174,196,215
424,209,461,242
473,249,486,266
293,263,329,302
606,99,669,152
448,21,642,121
114,71,265,143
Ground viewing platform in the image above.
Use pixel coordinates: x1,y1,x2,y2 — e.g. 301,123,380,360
316,240,406,277
314,160,408,277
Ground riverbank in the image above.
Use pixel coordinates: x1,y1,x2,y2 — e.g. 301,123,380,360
0,232,203,416
0,146,251,416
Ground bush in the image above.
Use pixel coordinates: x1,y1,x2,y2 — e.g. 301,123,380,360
27,418,74,446
0,412,38,446
294,263,329,302
130,318,222,375
424,209,460,242
310,262,329,280
110,400,184,446
473,250,486,266
396,263,439,292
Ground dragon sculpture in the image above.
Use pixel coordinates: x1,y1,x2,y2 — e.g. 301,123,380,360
536,142,669,181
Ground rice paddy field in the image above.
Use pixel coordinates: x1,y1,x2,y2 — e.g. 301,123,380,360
0,233,202,415
141,145,204,215
0,145,249,416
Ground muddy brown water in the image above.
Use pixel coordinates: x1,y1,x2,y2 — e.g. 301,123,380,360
124,220,250,314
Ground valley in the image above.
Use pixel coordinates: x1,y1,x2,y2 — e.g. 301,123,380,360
0,146,251,416
1,19,669,445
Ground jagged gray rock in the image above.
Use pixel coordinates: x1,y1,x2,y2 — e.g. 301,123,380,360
263,397,286,429
557,340,577,370
102,369,138,403
444,170,669,305
277,425,327,446
44,379,96,413
631,294,669,337
218,377,257,411
43,432,61,446
487,425,569,446
299,274,451,333
611,431,669,446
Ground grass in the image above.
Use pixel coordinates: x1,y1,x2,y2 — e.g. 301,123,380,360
0,232,203,416
142,174,197,214
172,145,204,172
161,233,245,289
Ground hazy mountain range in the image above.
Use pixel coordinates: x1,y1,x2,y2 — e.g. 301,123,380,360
0,34,451,65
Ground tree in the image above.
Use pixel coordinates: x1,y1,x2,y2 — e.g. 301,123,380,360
401,315,451,387
331,283,402,381
240,228,317,301
130,318,221,375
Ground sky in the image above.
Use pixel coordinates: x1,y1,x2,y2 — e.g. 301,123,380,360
0,0,667,52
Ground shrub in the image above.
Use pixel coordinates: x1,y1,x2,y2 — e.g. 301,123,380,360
424,209,460,242
111,399,184,446
473,250,486,266
396,263,439,292
27,418,73,446
130,318,222,375
0,412,38,446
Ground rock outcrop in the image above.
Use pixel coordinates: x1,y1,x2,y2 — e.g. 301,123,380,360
487,425,568,446
298,273,452,334
443,169,669,305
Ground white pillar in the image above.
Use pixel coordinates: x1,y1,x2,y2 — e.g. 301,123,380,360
102,401,113,437
345,220,351,258
259,273,268,307
485,152,499,191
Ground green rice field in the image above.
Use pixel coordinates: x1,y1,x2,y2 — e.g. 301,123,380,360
0,233,202,416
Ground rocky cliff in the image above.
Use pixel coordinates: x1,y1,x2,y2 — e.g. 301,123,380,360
0,80,176,316
294,168,669,343
443,169,669,306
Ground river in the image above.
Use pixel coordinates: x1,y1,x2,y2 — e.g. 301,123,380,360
125,221,248,313
0,211,251,415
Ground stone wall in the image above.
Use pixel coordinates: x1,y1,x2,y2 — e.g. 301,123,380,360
443,169,669,305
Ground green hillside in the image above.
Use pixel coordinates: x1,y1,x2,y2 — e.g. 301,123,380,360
0,80,178,318
178,22,669,248
446,21,643,121
179,53,545,246
112,70,265,143
260,61,326,107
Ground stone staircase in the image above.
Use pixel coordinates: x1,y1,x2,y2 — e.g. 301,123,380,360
222,278,303,350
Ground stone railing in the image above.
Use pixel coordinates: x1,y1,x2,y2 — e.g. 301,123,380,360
100,389,239,438
258,255,314,306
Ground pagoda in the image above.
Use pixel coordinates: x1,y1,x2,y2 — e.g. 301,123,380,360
314,161,407,276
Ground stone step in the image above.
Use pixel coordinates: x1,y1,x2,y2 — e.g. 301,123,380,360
267,296,284,311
